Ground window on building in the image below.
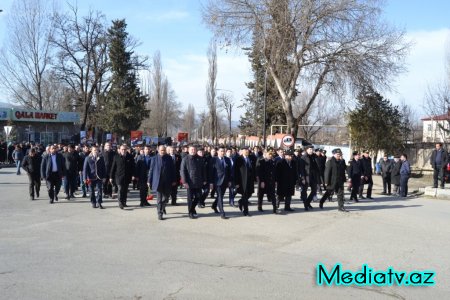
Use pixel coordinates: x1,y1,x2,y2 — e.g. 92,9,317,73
428,124,432,132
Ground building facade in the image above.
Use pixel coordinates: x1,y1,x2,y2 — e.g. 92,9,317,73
421,111,450,143
0,107,79,145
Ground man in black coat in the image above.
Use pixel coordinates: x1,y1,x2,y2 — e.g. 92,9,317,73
300,145,319,211
167,146,182,206
359,150,374,199
234,147,255,216
391,155,402,196
78,145,90,197
102,142,115,198
134,145,153,207
276,150,298,212
430,143,448,189
110,144,135,209
208,146,232,219
347,151,363,201
319,148,348,212
22,148,42,200
41,145,66,204
63,145,79,200
180,145,207,219
83,145,107,209
380,154,393,194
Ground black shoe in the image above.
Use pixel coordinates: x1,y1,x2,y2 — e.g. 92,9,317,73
82,193,87,198
92,203,98,208
319,202,324,209
273,209,279,214
284,208,295,212
119,203,124,209
49,199,54,204
144,202,151,206
258,207,263,212
304,207,309,211
243,212,251,217
189,214,197,219
359,195,365,199
308,204,313,209
381,192,386,195
54,196,58,202
212,206,219,214
123,204,129,207
36,191,39,198
65,195,70,200
367,197,373,199
354,198,359,202
140,203,145,207
98,204,104,209
30,197,34,201
163,208,167,215
238,201,243,211
171,202,178,206
440,186,445,189
221,215,229,219
338,208,349,212
158,215,164,220
433,186,438,188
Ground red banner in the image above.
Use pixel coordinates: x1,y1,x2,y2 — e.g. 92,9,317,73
177,132,188,142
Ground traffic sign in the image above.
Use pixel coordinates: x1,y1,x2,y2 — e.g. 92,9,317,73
281,134,294,147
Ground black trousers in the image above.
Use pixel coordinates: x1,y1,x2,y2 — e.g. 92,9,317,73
139,183,148,204
301,182,317,208
359,176,373,198
238,192,251,214
257,185,276,210
400,175,409,197
103,176,113,196
157,191,170,217
170,184,178,204
212,185,227,216
350,175,361,199
278,195,292,209
117,184,129,205
382,175,391,193
320,186,344,209
46,172,62,200
433,166,445,187
187,188,202,215
27,173,40,197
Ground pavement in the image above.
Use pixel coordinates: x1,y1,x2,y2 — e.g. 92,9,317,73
1,168,450,300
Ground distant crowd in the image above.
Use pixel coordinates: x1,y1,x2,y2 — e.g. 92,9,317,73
1,140,416,220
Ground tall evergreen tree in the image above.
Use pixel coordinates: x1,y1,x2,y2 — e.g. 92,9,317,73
99,19,148,137
348,87,403,155
239,32,286,136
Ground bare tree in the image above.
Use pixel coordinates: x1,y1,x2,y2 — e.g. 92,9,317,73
203,0,409,138
51,5,109,130
183,104,196,141
142,51,181,137
218,93,234,141
0,0,56,110
206,40,218,144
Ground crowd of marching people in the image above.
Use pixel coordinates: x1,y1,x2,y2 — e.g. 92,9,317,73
3,140,413,220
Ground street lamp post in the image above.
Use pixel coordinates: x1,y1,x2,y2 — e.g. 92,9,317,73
262,67,268,148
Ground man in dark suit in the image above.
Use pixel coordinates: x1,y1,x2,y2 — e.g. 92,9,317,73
167,146,182,205
22,147,42,200
319,148,348,212
41,145,66,204
135,145,153,207
63,144,79,200
148,145,177,220
359,150,374,199
83,145,107,209
234,147,255,216
110,144,135,209
430,143,448,189
209,146,232,219
102,142,115,198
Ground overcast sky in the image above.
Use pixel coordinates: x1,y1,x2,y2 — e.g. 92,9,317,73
0,0,449,121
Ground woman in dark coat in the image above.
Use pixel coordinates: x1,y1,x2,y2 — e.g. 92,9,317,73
276,150,298,212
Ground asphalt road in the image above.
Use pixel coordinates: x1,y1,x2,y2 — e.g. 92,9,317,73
1,167,449,300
